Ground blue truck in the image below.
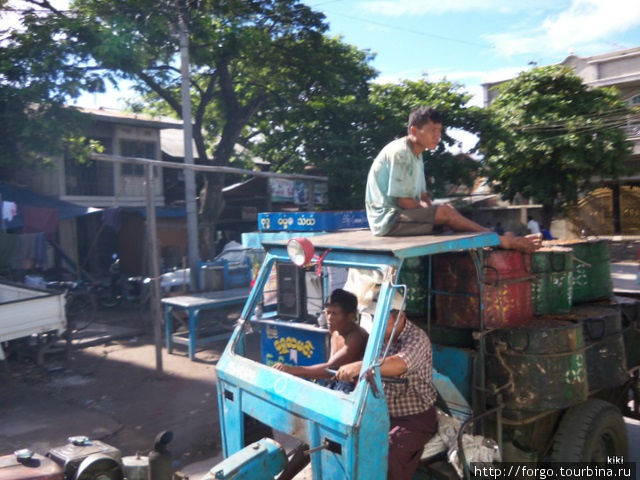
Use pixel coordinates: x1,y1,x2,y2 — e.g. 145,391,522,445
209,229,639,479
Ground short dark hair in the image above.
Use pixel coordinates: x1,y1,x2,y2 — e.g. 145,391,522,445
326,288,358,314
408,106,442,129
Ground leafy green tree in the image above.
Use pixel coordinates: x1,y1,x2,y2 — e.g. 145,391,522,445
4,0,375,255
251,78,485,208
0,5,108,178
481,65,632,228
368,79,485,199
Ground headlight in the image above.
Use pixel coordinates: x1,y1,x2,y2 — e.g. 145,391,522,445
287,237,315,267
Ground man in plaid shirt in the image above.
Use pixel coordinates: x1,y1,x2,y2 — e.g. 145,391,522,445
337,309,437,480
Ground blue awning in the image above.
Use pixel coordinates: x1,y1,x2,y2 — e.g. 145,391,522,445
0,183,100,230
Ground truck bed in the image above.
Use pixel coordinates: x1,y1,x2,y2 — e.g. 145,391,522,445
263,229,500,258
0,281,66,359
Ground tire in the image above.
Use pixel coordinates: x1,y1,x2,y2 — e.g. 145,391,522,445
66,292,96,331
96,286,122,308
548,399,628,461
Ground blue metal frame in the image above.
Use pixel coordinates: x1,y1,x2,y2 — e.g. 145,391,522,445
217,250,400,479
216,232,500,479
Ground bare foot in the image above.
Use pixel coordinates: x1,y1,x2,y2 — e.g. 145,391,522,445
525,233,543,248
499,235,540,253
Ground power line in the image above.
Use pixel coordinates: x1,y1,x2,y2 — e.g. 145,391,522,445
320,8,488,48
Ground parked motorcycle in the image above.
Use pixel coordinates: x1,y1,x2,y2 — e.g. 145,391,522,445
45,279,97,332
96,254,151,309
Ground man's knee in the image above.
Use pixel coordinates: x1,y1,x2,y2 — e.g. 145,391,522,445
434,203,457,223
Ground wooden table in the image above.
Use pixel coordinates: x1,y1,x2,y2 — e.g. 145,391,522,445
162,287,249,360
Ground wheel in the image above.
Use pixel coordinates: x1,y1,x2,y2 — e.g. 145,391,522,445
548,399,628,461
66,292,96,331
96,285,122,308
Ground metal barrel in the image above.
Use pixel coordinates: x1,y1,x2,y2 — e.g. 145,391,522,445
485,319,588,412
531,247,573,315
433,250,534,329
549,240,612,303
595,295,640,368
400,257,429,315
571,305,628,389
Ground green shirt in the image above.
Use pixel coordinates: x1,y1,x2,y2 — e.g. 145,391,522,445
365,137,427,236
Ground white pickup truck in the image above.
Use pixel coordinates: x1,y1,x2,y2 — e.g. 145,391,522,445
0,280,66,363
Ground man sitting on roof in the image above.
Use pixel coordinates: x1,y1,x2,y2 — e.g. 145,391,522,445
272,288,368,393
365,105,541,253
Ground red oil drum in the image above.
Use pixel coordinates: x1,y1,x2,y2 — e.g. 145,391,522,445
433,250,534,329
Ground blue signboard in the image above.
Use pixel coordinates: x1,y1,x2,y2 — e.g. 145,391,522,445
256,320,330,367
257,210,368,232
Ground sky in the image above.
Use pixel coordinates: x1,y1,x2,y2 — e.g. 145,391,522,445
300,0,640,151
310,0,640,106
69,0,640,111
6,0,639,149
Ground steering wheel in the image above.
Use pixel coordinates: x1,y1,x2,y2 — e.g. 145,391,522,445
325,367,408,384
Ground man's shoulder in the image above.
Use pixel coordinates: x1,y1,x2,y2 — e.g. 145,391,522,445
402,321,431,346
378,137,411,160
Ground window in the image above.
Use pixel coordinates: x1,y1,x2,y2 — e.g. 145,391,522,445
120,139,156,176
65,137,114,196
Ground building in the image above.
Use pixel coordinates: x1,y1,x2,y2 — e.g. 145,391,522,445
482,46,640,235
10,107,181,276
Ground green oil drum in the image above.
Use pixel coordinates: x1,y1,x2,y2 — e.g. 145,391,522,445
596,295,640,368
571,305,628,390
531,247,573,315
485,319,588,412
556,240,612,303
399,270,428,315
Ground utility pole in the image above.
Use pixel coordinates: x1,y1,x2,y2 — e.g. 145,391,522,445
179,4,200,292
145,164,163,376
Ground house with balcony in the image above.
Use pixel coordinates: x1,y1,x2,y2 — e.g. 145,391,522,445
482,46,640,235
12,107,182,275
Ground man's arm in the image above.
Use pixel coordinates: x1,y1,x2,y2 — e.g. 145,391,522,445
273,330,367,380
335,354,408,383
397,195,430,210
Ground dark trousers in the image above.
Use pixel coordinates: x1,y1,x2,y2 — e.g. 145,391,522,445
386,206,438,236
388,406,437,480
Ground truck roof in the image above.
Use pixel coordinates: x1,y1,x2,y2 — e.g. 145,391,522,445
263,229,500,258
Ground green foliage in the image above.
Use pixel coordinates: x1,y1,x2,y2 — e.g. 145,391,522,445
251,77,484,208
368,79,485,199
0,4,109,176
481,65,632,223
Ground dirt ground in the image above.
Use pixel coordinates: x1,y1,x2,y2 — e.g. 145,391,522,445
0,305,242,473
2,239,639,475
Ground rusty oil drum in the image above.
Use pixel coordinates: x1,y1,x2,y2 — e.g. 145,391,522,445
548,239,612,303
485,319,588,412
571,305,628,389
433,250,533,329
399,257,428,315
596,295,640,368
531,247,573,315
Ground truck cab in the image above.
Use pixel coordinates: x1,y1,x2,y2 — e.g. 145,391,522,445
215,230,500,479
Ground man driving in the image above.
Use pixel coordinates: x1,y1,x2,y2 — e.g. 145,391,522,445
273,288,368,393
336,309,436,480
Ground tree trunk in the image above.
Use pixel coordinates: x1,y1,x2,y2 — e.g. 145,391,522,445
541,204,554,231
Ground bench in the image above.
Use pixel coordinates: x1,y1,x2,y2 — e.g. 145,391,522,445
162,287,250,360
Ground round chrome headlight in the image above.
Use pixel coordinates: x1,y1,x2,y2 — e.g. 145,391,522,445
287,237,315,267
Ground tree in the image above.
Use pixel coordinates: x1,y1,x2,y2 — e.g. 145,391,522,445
5,0,374,255
481,65,632,228
0,5,108,179
250,78,485,208
368,79,485,199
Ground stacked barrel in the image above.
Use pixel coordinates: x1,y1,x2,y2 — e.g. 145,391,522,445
418,239,637,414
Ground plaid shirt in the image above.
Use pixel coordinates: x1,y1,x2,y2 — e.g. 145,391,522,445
382,320,436,417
